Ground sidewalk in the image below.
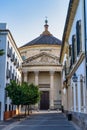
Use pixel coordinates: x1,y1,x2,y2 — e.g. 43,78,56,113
0,111,82,130
0,115,26,130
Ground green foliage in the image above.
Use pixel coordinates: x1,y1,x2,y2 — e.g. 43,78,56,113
0,49,4,56
21,82,40,105
5,81,40,106
5,80,23,106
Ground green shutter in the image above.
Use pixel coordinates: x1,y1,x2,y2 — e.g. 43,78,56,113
74,35,77,62
69,45,72,56
72,35,75,63
76,20,82,55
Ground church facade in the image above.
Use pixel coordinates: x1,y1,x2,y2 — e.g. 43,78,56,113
19,21,62,110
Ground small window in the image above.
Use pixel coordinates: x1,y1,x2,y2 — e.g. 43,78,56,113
22,55,26,60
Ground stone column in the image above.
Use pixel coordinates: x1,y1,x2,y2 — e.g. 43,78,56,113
83,77,86,112
34,71,39,85
73,83,76,112
50,71,54,109
34,71,39,110
77,76,81,112
23,71,28,82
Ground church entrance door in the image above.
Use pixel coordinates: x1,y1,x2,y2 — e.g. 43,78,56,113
40,91,49,110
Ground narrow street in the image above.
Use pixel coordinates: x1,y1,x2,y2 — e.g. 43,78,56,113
0,111,81,130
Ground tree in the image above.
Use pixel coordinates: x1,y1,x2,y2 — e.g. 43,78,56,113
6,81,40,116
5,80,23,115
0,49,4,56
21,82,40,115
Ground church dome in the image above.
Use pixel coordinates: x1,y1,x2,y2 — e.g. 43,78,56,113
21,20,62,47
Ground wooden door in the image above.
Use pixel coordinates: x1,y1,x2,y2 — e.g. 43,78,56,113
40,91,49,110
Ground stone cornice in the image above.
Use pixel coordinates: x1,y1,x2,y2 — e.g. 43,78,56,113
0,29,22,62
22,66,62,72
60,0,79,63
19,44,61,51
67,51,85,79
22,64,62,67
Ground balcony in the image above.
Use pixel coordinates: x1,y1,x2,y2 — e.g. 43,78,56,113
10,71,12,80
6,69,10,78
12,73,14,80
16,62,19,68
7,48,11,57
14,58,17,65
11,54,14,62
14,76,16,81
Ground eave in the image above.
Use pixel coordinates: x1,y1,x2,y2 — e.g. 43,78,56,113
60,0,79,63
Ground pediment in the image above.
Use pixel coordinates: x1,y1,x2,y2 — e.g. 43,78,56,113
22,52,60,66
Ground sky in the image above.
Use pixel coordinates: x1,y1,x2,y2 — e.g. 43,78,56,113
0,0,69,47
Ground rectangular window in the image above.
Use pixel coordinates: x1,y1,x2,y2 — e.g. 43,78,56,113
75,83,78,110
80,78,84,107
5,104,7,112
7,62,9,69
10,66,12,80
22,55,26,60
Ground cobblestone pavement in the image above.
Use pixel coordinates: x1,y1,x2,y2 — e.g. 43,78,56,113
0,111,81,130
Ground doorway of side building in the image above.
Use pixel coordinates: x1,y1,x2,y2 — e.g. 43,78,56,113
40,91,49,110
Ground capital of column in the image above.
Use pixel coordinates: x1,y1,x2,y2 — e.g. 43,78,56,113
34,71,39,75
23,70,27,75
50,71,55,76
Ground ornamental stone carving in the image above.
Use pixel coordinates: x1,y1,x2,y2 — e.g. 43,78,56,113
22,52,59,66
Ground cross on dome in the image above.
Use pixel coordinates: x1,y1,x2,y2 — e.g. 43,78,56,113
45,16,48,25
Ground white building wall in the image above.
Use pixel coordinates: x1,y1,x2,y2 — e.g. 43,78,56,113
0,23,22,120
67,0,86,112
0,32,7,120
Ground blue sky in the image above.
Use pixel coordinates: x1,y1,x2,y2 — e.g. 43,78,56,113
0,0,69,47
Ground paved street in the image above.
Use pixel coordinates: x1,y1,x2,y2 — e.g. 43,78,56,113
0,111,81,130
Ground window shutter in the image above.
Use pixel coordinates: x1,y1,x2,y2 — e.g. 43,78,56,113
76,20,82,55
72,35,77,64
74,35,77,61
69,45,72,69
72,35,75,63
69,45,72,57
